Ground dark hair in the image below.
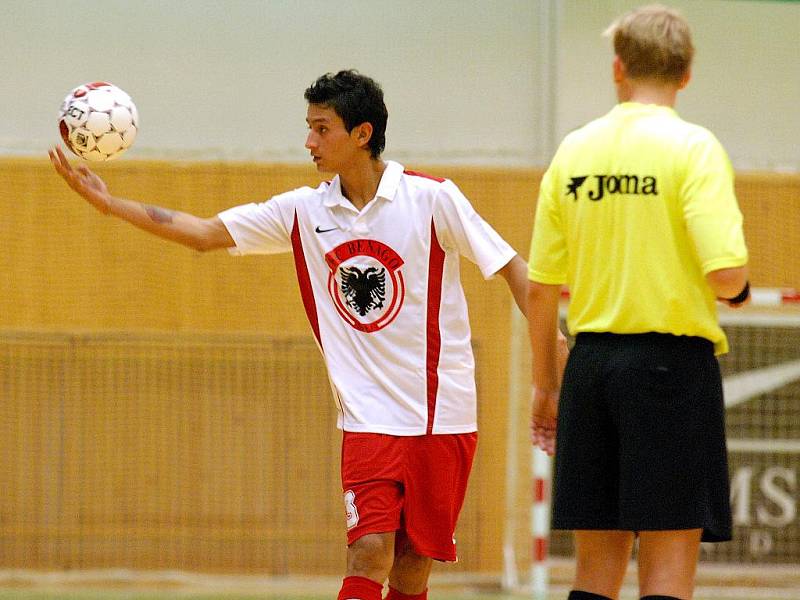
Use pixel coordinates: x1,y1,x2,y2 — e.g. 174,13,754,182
304,70,388,159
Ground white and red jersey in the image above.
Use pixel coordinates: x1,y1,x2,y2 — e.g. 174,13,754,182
218,161,515,435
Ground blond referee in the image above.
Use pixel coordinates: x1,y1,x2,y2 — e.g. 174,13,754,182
527,5,749,600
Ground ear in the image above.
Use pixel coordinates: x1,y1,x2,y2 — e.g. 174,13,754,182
351,122,373,150
678,67,691,90
613,55,625,83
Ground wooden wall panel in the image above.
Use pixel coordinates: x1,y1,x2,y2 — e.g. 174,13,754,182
0,157,796,574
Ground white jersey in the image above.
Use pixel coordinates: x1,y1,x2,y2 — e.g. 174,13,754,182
218,160,515,435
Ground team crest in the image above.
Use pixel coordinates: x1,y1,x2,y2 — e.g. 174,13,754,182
325,239,405,333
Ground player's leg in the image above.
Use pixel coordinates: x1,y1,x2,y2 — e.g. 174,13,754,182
572,529,635,599
385,531,432,599
339,433,406,600
636,529,701,599
392,432,478,599
339,531,395,600
346,532,395,581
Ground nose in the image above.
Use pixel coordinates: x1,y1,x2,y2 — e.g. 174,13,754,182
305,131,317,150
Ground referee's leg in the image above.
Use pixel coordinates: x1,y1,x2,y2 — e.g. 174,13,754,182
637,528,702,599
573,530,634,598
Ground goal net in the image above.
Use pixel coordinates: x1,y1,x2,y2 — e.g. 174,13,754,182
502,295,800,592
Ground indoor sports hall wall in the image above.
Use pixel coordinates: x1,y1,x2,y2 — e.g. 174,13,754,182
0,157,798,573
2,1,799,171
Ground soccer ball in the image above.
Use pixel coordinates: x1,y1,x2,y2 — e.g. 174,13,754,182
58,82,138,162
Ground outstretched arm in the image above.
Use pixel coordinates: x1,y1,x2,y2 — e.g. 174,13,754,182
49,146,234,252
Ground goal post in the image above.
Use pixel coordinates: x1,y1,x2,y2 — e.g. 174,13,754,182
503,303,553,597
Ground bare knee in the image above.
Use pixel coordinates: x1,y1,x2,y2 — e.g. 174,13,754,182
388,539,433,594
573,530,635,599
637,529,701,599
347,532,395,583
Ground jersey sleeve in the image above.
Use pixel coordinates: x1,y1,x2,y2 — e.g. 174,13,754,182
680,133,748,274
528,164,568,285
432,180,516,279
217,190,301,255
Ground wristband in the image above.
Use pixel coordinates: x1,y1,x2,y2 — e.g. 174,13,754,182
724,281,750,304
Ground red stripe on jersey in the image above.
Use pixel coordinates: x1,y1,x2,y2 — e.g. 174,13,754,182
291,211,322,349
426,220,445,434
404,169,445,183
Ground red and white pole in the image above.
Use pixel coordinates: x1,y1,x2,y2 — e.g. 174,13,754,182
531,446,551,599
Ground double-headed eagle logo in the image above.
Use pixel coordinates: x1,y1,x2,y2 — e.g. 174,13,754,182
340,266,386,316
325,240,405,333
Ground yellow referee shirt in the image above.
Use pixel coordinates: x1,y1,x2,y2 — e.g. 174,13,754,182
528,102,748,354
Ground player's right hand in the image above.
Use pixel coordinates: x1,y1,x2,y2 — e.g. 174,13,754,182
49,146,112,214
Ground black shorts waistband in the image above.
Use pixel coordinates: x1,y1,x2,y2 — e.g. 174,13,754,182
575,331,714,353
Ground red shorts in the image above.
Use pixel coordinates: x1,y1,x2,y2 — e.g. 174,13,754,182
340,432,477,562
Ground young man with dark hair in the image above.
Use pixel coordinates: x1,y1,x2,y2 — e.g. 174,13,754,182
51,69,563,600
304,70,388,159
527,6,749,600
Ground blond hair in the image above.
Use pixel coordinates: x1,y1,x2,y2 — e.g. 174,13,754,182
605,4,694,83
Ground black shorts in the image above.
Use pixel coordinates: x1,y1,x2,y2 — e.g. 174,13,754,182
552,332,732,542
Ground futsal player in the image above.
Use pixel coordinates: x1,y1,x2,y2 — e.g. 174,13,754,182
526,5,749,600
50,70,566,600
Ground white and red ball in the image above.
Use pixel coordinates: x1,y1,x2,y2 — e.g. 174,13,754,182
59,82,138,161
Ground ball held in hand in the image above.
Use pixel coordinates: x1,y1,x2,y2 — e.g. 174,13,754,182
58,82,138,162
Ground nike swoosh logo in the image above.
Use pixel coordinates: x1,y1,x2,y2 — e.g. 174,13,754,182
315,225,337,233
723,359,800,408
723,358,800,453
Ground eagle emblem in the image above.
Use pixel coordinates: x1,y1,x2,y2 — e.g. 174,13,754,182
340,266,386,316
325,239,405,333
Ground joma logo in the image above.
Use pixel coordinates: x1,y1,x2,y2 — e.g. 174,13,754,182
567,174,658,201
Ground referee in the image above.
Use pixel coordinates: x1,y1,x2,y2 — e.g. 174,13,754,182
527,5,749,600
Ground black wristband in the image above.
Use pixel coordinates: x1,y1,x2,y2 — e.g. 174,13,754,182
724,281,750,304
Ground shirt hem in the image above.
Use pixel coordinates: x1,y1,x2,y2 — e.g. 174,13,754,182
217,210,246,255
701,256,748,275
527,270,566,285
482,249,517,280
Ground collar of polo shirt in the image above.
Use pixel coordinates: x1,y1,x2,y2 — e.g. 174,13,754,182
322,161,404,208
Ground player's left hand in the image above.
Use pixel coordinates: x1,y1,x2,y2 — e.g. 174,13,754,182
531,387,558,456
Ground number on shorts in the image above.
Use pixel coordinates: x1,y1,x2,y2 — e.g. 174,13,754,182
344,489,359,529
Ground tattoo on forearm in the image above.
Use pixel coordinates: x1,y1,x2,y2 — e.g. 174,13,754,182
145,205,175,224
